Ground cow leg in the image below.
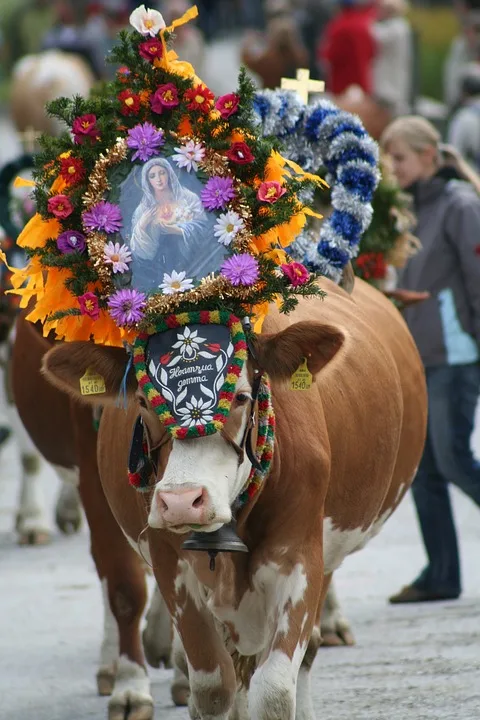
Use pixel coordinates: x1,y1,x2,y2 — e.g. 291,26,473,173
319,578,355,647
52,465,82,535
249,556,323,720
73,407,153,720
142,584,172,669
12,407,51,545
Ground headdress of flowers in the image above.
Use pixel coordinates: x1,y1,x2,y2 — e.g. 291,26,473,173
3,5,325,347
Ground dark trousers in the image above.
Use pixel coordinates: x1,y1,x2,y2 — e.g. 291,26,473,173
412,363,480,596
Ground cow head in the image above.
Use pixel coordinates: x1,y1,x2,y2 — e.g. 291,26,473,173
43,321,343,533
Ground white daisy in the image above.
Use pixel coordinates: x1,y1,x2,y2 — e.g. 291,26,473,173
129,4,165,36
171,140,206,173
172,326,206,359
159,270,194,295
177,396,214,427
103,241,132,274
213,210,245,246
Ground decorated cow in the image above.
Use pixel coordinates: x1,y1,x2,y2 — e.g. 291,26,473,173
3,6,427,719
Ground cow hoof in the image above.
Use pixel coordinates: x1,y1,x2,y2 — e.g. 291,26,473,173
18,530,51,546
142,627,171,669
108,699,154,720
321,629,355,647
55,506,82,535
171,679,190,707
97,668,115,696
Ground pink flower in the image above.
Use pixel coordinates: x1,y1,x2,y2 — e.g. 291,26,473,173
78,292,100,320
257,181,286,204
47,195,74,219
139,38,163,62
281,262,310,287
72,114,99,144
150,83,179,114
215,93,240,119
226,141,254,165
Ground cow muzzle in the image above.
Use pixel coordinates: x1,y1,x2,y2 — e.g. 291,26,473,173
148,485,231,532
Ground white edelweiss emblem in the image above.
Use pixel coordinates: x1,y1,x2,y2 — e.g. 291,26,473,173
177,396,214,427
129,4,166,36
172,326,207,360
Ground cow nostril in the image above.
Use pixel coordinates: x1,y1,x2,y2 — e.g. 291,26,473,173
192,491,204,508
158,494,169,511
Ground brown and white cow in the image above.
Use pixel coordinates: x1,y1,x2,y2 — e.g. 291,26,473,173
40,277,426,719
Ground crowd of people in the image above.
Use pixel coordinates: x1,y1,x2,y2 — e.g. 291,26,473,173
1,0,480,607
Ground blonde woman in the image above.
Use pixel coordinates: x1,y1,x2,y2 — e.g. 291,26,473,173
382,115,480,604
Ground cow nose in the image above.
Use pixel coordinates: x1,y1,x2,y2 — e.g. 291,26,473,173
155,487,208,526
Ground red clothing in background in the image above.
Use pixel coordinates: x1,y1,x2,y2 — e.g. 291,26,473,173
318,4,377,95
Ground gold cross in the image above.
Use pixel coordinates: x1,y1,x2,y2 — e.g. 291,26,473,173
17,126,42,154
280,68,325,104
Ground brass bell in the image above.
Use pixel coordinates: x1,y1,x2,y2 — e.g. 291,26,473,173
182,521,248,571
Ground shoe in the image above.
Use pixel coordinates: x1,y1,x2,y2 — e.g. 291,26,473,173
388,585,460,604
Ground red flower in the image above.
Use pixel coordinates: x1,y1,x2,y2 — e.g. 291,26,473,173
257,181,286,204
118,89,141,116
184,84,215,113
226,141,254,164
281,262,310,287
160,352,172,365
60,156,86,185
139,38,163,62
117,66,131,83
72,114,99,144
47,194,74,219
355,252,387,280
215,93,240,119
205,342,221,353
78,292,100,320
150,83,179,114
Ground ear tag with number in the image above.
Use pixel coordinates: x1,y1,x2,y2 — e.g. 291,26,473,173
290,358,313,391
80,367,106,396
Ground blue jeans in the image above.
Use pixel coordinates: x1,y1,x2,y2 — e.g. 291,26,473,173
412,363,480,596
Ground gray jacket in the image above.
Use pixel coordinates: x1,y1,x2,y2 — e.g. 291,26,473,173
400,172,480,368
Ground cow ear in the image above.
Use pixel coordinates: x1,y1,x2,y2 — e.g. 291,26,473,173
42,341,137,405
252,322,344,381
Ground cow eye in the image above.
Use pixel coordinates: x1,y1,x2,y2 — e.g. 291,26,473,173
138,396,148,409
235,392,250,405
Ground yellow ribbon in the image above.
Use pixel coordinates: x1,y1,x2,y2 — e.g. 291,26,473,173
13,177,35,188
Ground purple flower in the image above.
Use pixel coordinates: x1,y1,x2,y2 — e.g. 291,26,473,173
126,122,165,162
108,288,147,326
83,202,123,234
56,230,86,254
221,254,259,286
201,176,236,211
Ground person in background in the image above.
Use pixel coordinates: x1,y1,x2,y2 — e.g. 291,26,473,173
241,0,309,89
444,0,480,110
381,116,480,605
371,0,413,116
317,0,377,95
447,63,480,170
163,0,206,79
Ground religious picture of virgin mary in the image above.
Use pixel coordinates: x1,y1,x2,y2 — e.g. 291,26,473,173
118,158,227,293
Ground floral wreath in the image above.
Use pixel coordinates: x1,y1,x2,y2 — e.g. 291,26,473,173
253,90,380,283
3,5,326,348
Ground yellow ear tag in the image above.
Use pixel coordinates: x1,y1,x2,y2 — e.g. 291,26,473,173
80,367,106,396
290,358,313,391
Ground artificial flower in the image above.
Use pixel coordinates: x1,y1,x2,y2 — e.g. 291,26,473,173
129,4,165,36
215,93,240,119
103,241,132,273
355,252,387,280
172,140,205,172
226,141,255,165
118,89,141,116
221,254,259,286
201,176,236,211
108,288,147,325
60,156,86,185
56,230,86,254
47,195,74,219
281,262,310,287
78,292,100,320
117,66,131,82
139,38,163,62
257,181,286,204
213,210,244,246
150,83,179,114
173,326,206,358
184,84,215,113
178,396,214,427
83,202,123,234
72,114,99,144
126,122,165,162
264,247,287,265
159,270,194,294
